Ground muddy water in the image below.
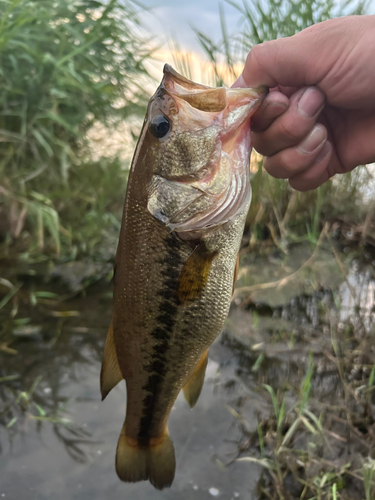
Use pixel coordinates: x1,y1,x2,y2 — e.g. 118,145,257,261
1,243,374,500
0,291,262,500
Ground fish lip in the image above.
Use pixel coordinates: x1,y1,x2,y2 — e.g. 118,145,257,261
163,63,268,100
163,63,211,91
161,64,267,115
161,66,267,141
222,87,267,131
226,86,268,103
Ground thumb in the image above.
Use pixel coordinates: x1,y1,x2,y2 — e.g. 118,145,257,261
232,25,331,89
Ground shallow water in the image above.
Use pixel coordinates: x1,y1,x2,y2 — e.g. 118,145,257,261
1,244,375,499
0,290,263,500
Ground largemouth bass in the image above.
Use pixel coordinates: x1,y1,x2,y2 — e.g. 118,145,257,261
100,65,266,490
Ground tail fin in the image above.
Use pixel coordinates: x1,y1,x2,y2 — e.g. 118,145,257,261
116,424,176,490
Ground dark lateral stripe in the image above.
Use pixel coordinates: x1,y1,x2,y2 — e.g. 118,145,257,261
137,235,182,444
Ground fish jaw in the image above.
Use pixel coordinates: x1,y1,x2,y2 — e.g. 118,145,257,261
147,84,266,237
221,87,267,158
193,86,267,191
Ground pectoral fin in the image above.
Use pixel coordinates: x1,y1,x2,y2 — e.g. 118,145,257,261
183,350,208,408
177,243,217,304
100,321,123,400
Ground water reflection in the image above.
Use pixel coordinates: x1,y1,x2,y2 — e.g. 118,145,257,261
1,252,375,499
0,287,262,500
339,260,375,329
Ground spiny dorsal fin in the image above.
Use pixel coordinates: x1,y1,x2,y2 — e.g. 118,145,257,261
177,243,217,305
183,350,208,408
100,321,123,400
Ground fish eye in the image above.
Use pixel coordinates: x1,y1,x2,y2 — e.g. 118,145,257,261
149,114,171,139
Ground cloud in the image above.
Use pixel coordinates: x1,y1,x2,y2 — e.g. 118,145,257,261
140,2,243,55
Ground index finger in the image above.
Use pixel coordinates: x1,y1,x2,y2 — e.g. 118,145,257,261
251,91,289,133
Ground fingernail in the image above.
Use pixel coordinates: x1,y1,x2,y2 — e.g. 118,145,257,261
298,87,325,117
315,140,332,163
297,125,325,154
231,74,247,88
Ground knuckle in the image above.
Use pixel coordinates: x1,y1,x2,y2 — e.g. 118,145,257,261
252,135,274,157
289,178,311,192
251,133,263,153
278,119,303,143
246,43,263,66
276,154,297,177
265,149,309,179
247,40,274,63
246,41,275,75
263,156,288,179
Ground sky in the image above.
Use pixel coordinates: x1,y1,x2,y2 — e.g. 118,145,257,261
139,0,375,57
137,0,249,87
138,1,375,81
139,1,242,55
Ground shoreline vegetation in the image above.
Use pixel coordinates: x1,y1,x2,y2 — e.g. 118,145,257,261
0,0,374,498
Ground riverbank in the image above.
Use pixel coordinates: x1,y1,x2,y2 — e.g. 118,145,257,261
0,238,374,499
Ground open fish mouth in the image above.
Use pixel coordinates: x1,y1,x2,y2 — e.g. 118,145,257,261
147,65,267,238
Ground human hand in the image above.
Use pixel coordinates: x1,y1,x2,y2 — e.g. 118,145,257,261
233,15,375,191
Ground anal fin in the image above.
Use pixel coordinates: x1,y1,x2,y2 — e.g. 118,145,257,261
100,321,123,400
183,350,208,408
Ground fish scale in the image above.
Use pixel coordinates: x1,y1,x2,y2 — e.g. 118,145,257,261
100,64,267,490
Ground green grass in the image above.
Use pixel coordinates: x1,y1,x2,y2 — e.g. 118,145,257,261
235,324,375,499
0,0,152,257
227,237,375,499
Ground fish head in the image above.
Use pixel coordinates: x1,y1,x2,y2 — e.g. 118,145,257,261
145,64,267,238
